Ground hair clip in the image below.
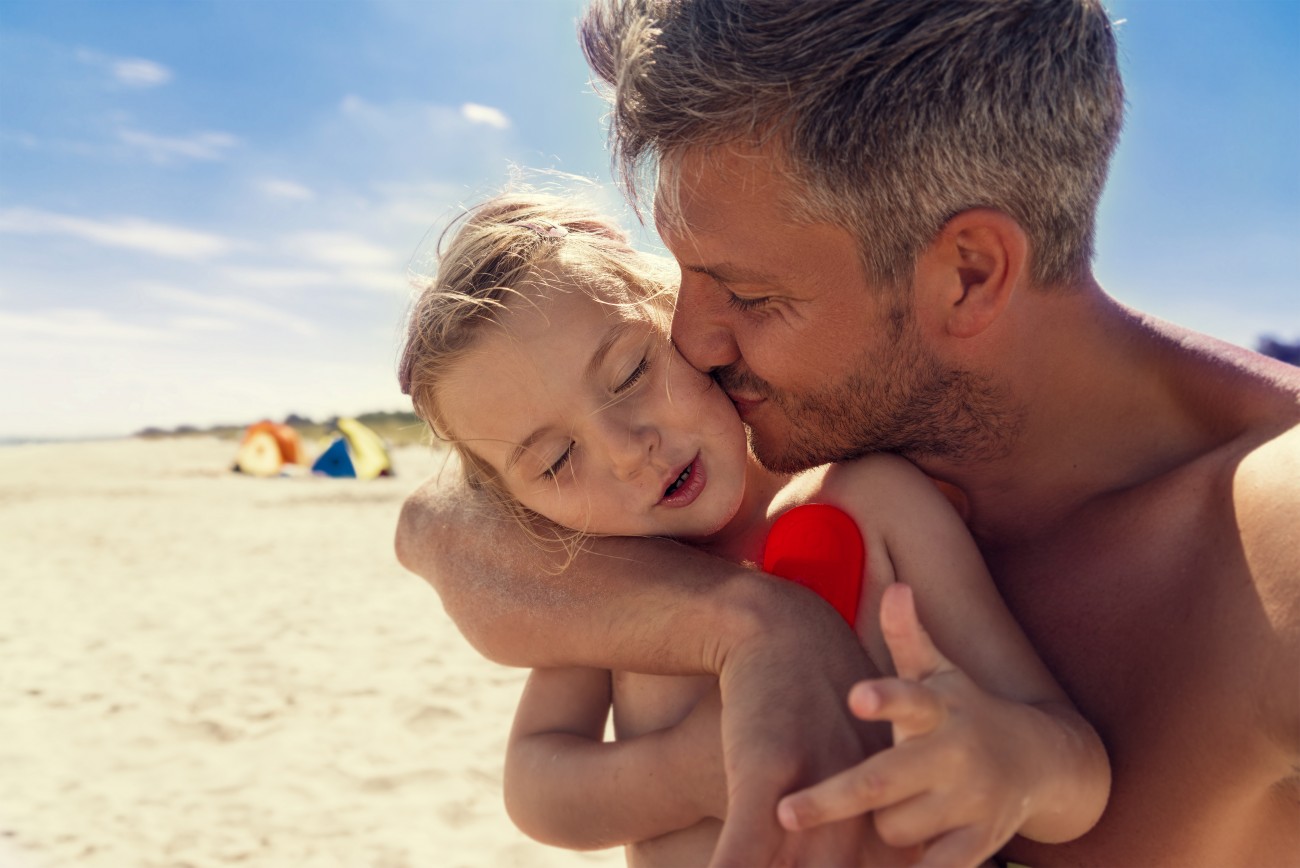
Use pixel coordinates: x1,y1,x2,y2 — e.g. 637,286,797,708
516,220,569,239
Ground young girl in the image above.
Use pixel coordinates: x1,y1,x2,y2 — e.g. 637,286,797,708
399,192,1110,867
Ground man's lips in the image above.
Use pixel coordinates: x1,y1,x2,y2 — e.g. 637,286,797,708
725,390,765,418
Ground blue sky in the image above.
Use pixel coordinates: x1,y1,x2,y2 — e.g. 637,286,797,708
1,0,1296,440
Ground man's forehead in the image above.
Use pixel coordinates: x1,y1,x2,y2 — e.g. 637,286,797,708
653,143,807,241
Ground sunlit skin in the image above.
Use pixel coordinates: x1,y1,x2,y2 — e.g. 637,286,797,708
658,147,1012,473
395,58,1300,868
436,279,778,548
644,143,1300,867
430,255,1110,867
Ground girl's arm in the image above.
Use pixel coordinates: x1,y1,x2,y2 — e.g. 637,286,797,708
398,469,880,866
779,454,1109,862
504,667,726,851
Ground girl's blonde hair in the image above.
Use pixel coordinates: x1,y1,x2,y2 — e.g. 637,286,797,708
398,190,675,554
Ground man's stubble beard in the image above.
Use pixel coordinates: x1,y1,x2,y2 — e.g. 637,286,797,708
722,304,1021,474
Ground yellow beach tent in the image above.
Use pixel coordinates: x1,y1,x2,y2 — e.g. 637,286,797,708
310,417,393,480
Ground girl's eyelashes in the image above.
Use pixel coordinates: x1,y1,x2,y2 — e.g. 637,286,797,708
537,349,650,482
542,442,574,479
614,357,650,394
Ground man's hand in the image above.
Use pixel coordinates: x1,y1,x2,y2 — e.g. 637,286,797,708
664,686,728,821
776,583,1038,868
707,581,892,868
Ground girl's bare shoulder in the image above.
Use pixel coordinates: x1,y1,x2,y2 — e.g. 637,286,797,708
792,453,946,520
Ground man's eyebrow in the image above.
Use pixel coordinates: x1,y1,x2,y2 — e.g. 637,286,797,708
684,261,769,284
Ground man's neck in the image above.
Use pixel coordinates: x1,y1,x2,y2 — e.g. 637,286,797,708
913,289,1276,546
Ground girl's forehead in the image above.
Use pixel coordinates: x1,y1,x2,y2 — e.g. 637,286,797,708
437,283,650,448
504,273,657,332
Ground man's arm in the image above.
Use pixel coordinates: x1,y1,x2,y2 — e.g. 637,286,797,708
394,465,886,866
395,466,755,671
395,460,857,676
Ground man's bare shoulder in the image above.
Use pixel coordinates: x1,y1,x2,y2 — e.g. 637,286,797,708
1231,419,1300,755
1233,420,1300,623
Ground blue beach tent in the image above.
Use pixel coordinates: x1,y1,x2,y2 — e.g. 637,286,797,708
309,417,393,479
311,437,356,477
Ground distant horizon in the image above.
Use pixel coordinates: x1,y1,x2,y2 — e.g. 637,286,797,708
0,407,429,448
2,0,1296,440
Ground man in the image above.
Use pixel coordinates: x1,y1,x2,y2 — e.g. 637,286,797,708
397,1,1299,864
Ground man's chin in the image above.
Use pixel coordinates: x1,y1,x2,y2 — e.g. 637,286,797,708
745,426,823,475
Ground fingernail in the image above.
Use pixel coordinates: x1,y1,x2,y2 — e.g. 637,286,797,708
777,800,801,830
851,683,878,715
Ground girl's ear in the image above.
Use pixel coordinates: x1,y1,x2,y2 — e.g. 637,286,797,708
914,209,1028,339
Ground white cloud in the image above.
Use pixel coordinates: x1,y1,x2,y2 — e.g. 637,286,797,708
460,102,510,130
339,93,369,115
287,231,401,270
372,182,468,229
0,131,39,149
169,315,238,333
74,49,173,89
218,263,403,296
145,284,318,336
0,208,238,259
337,94,514,142
220,266,336,291
259,179,316,201
112,58,172,88
119,128,239,163
341,267,407,295
0,308,177,342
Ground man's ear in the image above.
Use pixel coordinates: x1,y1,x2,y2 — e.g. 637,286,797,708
916,209,1028,339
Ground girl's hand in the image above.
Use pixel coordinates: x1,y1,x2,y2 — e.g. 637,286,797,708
776,583,1042,868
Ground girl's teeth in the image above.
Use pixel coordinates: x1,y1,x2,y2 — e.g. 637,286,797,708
665,465,691,496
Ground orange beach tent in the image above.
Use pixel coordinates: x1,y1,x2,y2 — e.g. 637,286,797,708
232,421,303,477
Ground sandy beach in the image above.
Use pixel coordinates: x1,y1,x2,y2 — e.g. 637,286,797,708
0,436,624,868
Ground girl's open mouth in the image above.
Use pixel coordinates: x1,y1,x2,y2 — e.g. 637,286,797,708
659,455,705,507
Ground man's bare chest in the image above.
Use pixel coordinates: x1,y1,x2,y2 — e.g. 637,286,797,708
985,468,1297,863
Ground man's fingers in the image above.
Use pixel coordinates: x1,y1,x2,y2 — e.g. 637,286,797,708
879,582,952,682
709,786,782,868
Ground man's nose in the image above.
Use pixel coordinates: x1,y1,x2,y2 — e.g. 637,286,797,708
670,284,741,373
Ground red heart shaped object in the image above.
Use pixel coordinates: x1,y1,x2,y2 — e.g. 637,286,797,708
761,504,865,629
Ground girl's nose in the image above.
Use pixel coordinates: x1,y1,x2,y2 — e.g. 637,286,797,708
598,414,661,482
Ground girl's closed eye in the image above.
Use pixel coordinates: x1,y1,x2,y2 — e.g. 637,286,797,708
614,358,650,394
542,442,574,479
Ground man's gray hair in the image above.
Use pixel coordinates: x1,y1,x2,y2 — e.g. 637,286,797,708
580,0,1125,289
